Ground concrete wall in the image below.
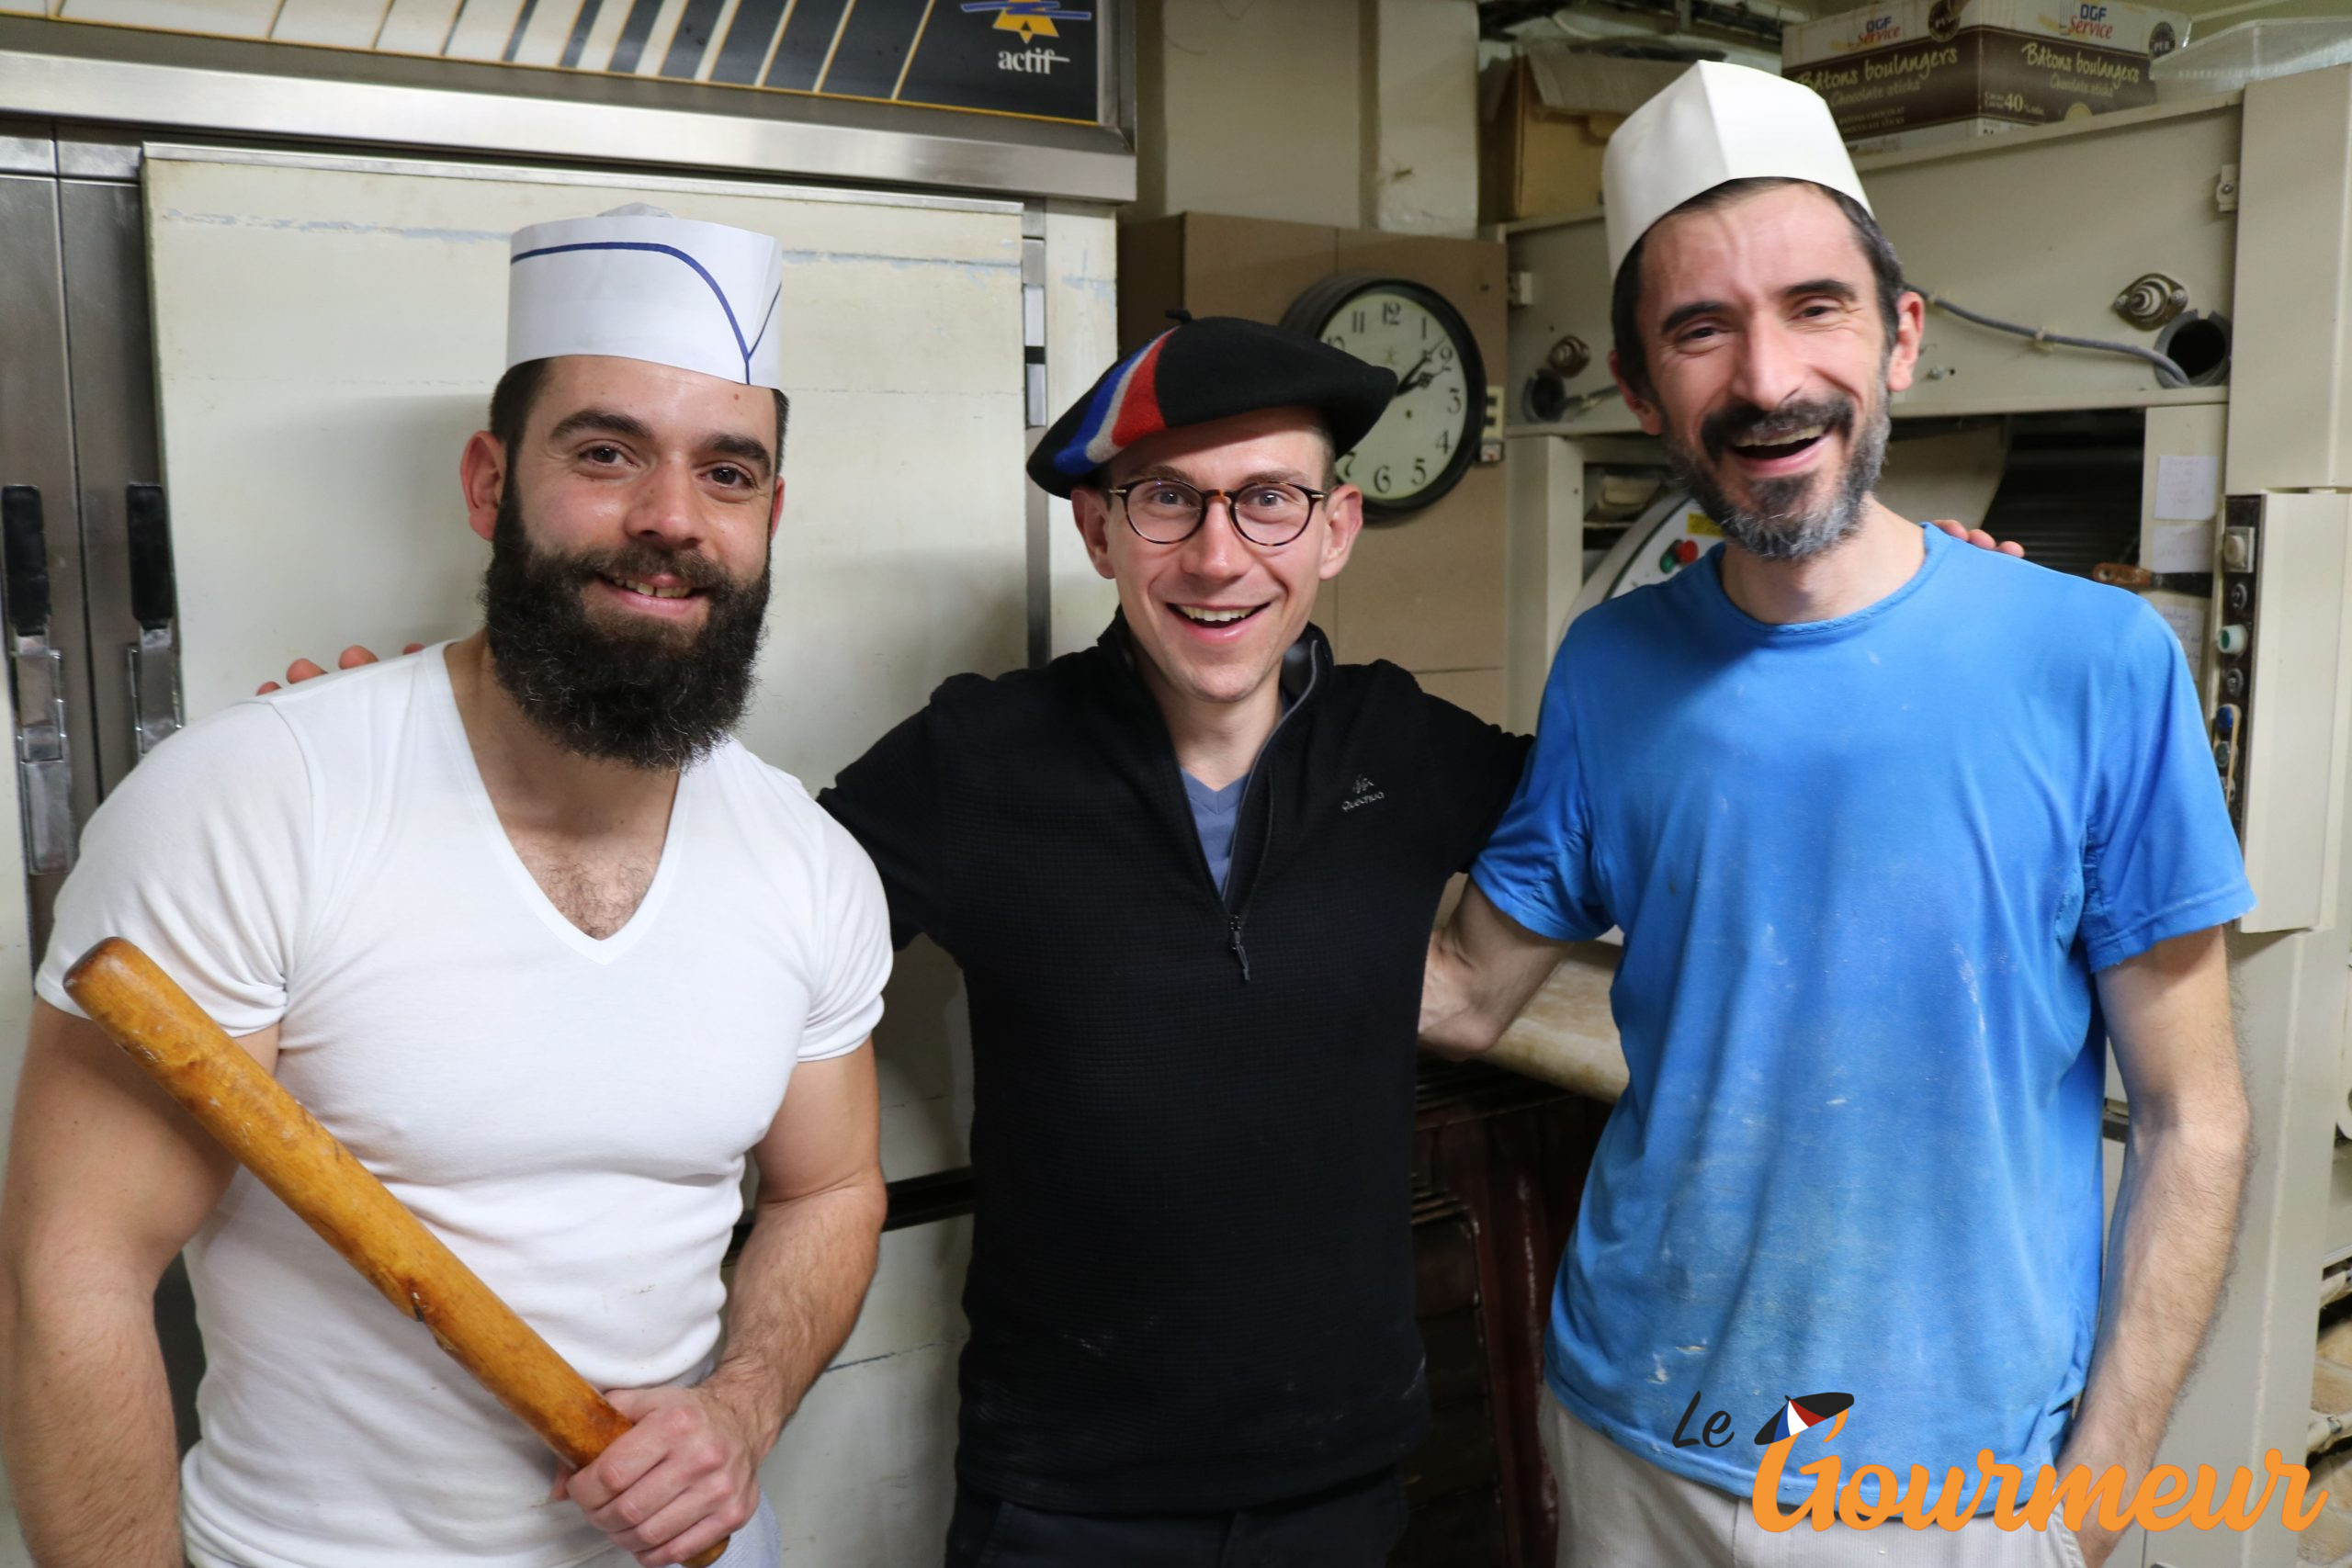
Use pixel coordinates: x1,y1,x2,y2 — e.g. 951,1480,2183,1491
1363,0,1482,233
1134,0,1480,236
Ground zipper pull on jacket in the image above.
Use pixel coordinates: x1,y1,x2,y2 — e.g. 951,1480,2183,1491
1227,914,1251,983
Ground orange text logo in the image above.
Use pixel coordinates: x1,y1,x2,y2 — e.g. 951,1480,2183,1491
1749,1411,2328,1534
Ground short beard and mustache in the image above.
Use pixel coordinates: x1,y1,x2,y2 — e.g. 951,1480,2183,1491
1664,389,1892,563
481,482,770,770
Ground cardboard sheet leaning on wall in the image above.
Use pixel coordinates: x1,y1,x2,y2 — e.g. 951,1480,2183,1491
1478,45,1682,224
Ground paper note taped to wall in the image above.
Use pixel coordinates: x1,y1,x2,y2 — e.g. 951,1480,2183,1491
2148,522,2213,575
2154,455,2221,523
2151,592,2208,682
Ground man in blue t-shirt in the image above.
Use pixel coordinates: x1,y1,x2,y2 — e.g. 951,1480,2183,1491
1421,64,2254,1568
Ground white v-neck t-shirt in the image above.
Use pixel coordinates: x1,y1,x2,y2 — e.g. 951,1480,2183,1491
35,647,890,1568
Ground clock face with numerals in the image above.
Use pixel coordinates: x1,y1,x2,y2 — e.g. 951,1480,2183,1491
1280,275,1486,520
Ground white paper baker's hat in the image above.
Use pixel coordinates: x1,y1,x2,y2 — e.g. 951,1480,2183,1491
507,205,786,389
1602,62,1871,278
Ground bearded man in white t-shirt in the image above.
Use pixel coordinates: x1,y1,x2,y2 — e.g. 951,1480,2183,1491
0,210,893,1568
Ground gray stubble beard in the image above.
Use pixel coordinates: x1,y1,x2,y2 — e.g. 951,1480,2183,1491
1667,391,1893,564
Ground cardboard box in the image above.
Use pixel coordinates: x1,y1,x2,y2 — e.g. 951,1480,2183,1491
1480,47,1684,224
1782,0,2191,146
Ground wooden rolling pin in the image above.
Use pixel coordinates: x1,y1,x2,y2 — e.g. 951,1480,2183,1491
2093,560,2214,595
64,937,729,1568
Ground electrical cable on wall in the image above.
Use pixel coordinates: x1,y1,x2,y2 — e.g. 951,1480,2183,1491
1909,283,2191,388
1550,385,1622,421
1528,283,2194,426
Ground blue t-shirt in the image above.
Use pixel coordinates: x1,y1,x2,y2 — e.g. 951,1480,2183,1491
1471,524,2253,1503
1183,771,1248,895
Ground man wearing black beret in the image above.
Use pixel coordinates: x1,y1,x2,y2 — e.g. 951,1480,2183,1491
819,313,1532,1565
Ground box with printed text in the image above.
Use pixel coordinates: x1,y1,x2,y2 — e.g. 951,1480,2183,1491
1781,0,2191,147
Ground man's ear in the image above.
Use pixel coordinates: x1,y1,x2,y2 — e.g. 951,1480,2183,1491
1072,488,1116,581
768,478,786,538
1610,350,1664,436
1883,289,1929,396
1318,484,1366,581
460,431,507,544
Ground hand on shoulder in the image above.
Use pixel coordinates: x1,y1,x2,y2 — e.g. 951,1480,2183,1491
256,642,425,695
1929,518,2025,558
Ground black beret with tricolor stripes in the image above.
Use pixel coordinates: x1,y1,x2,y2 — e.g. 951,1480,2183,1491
1026,316,1397,500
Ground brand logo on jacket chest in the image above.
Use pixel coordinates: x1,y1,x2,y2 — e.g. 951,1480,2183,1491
1341,774,1386,812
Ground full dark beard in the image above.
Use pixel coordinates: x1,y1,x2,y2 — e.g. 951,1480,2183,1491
481,485,770,770
1665,391,1892,564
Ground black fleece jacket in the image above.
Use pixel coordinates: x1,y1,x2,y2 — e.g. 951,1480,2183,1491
820,616,1529,1514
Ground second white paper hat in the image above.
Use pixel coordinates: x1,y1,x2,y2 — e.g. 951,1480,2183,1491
1602,62,1871,278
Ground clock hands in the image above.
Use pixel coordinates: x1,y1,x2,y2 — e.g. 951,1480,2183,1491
1395,347,1453,396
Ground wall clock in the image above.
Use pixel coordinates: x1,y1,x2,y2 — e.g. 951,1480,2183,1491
1280,272,1487,521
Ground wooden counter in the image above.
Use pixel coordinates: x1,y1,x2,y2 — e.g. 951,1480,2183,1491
1475,941,1628,1105
1396,939,1627,1566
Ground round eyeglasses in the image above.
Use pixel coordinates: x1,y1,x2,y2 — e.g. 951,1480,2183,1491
1107,479,1328,547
